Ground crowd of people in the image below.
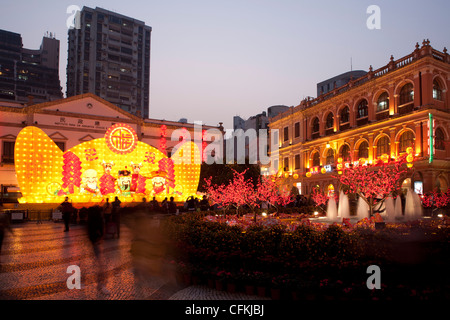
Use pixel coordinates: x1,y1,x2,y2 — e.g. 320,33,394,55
55,193,314,234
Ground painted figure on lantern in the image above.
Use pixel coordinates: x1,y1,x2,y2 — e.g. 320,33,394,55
99,160,117,195
130,162,147,194
80,169,101,195
117,168,132,196
150,170,170,195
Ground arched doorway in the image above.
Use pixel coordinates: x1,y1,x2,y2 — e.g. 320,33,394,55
436,175,448,193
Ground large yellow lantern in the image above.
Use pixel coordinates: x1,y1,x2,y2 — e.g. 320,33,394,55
14,124,201,204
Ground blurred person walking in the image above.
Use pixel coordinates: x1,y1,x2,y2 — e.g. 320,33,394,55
110,196,121,238
0,211,14,263
87,205,110,296
59,197,74,232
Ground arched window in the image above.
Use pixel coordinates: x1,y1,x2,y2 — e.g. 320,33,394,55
340,106,350,124
326,148,335,165
312,151,320,167
358,141,369,159
326,112,334,129
399,83,414,105
435,127,445,150
340,144,351,162
376,136,390,157
433,79,443,101
399,131,414,153
356,99,368,118
377,92,389,112
312,117,320,133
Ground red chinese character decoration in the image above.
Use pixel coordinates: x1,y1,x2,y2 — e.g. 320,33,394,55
159,125,167,155
85,148,98,161
105,123,138,155
61,151,82,194
158,158,175,191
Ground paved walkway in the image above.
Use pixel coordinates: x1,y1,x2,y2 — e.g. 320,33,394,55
0,220,268,300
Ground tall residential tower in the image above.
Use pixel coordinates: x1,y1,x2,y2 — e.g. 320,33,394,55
0,29,63,104
66,6,151,118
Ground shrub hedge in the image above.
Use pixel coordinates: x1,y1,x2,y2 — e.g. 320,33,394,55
162,212,450,300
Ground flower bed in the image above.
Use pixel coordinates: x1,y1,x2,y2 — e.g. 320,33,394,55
163,212,450,300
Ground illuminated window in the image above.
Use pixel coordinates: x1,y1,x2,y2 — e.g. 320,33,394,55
326,148,335,165
312,117,320,133
2,141,15,164
377,92,389,112
294,154,300,169
356,99,368,118
340,144,351,161
340,106,349,124
433,79,443,101
358,141,369,159
399,83,414,105
326,112,334,129
294,122,300,138
376,136,390,157
435,128,445,150
283,127,289,142
399,131,414,153
312,152,320,167
284,157,289,171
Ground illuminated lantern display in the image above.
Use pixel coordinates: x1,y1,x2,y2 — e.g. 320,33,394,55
14,124,201,204
406,146,414,168
380,154,390,163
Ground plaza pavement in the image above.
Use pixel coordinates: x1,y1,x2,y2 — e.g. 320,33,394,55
0,219,269,300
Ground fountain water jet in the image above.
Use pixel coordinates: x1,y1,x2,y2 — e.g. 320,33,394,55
327,196,338,221
384,194,395,222
394,196,403,220
405,188,423,221
356,197,369,221
338,191,350,219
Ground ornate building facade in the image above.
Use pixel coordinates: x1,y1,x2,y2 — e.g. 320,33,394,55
269,40,450,196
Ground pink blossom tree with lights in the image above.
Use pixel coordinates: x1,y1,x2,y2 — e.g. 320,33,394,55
204,169,293,219
204,168,257,215
338,154,411,216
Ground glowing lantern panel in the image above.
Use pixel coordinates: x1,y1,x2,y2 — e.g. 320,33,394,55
14,124,201,204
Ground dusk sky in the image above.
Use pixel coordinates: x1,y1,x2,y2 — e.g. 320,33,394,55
1,0,449,129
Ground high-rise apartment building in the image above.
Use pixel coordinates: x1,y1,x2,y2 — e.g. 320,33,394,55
0,29,63,104
66,6,151,118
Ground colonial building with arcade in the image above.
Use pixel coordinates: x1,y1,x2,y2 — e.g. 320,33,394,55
269,40,450,196
0,93,222,205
